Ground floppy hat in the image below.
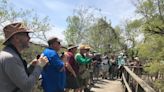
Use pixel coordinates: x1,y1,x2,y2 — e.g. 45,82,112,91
3,22,31,45
67,44,78,50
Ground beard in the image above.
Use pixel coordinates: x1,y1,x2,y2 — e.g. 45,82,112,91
23,42,30,48
19,40,30,49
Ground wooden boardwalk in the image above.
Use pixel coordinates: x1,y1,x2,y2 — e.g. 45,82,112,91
90,79,124,92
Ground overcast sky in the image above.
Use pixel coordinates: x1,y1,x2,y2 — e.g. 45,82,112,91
9,0,136,42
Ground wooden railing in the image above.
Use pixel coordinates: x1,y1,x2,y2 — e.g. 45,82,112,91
122,66,156,92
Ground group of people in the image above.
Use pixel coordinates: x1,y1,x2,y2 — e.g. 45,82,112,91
0,22,96,92
41,39,94,92
97,52,126,80
0,22,142,92
99,52,143,80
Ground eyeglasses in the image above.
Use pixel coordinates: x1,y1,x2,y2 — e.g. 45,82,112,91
16,32,29,37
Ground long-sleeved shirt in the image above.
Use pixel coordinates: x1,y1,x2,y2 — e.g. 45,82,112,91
75,53,92,79
75,53,92,64
65,51,79,75
0,46,42,92
117,56,125,68
41,47,66,92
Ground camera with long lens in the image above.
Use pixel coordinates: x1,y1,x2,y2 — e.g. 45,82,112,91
92,53,101,61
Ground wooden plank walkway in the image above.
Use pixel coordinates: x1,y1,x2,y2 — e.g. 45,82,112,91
90,79,124,92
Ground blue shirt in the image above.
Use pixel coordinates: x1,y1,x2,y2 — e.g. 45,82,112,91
117,56,125,68
41,48,66,92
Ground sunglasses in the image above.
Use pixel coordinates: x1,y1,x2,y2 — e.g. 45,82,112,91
56,41,60,45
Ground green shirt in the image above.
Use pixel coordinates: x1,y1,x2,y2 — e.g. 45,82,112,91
75,53,92,64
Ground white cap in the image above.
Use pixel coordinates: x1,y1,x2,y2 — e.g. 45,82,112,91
134,57,139,61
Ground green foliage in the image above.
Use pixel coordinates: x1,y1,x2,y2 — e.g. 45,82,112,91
134,0,164,35
137,25,164,92
144,61,161,74
64,16,82,44
135,0,156,17
127,48,138,58
138,35,164,61
127,19,142,29
64,7,123,53
64,7,100,45
137,35,164,87
155,79,164,92
117,19,144,58
143,16,164,35
129,0,164,91
0,40,4,50
144,60,164,91
88,18,121,53
0,0,51,43
22,43,45,63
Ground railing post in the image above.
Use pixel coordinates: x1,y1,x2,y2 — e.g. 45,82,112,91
135,83,138,92
137,84,145,92
125,67,129,92
122,67,132,92
123,66,156,92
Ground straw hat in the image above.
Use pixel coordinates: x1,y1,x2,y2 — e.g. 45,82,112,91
85,45,91,50
79,44,86,49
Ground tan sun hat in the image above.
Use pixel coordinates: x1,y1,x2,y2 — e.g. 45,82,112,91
79,44,92,50
85,45,91,50
79,44,86,50
3,22,31,45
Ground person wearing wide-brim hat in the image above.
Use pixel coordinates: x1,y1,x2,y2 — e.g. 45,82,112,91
3,22,31,45
77,44,93,62
75,44,93,92
0,22,48,92
84,45,91,50
67,44,78,50
84,45,94,59
65,44,80,92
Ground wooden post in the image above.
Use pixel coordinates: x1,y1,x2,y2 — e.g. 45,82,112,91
123,66,156,92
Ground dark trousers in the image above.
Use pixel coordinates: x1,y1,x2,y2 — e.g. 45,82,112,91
117,66,123,78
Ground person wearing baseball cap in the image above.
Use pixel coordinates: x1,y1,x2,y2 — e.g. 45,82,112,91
41,37,66,92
